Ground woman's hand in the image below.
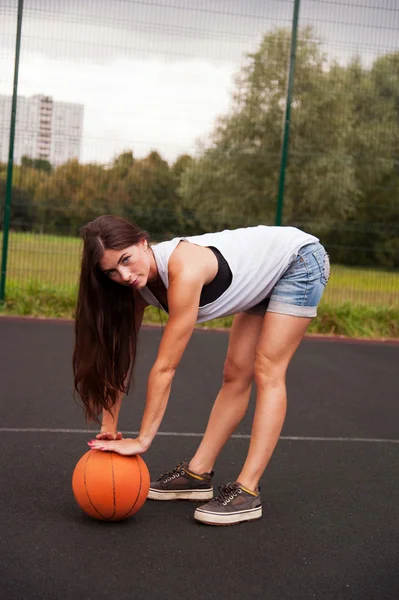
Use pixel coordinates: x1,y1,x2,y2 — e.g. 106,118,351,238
96,431,123,441
88,437,148,456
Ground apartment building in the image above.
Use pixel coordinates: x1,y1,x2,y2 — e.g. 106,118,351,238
0,94,84,166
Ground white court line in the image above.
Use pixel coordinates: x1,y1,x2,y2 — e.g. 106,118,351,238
0,428,398,444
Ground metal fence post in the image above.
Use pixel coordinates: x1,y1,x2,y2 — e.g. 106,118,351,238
0,0,24,303
275,0,301,226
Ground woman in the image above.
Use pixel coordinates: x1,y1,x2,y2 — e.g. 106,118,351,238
73,214,330,526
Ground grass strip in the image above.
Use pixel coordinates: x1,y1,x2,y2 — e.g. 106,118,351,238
1,281,398,339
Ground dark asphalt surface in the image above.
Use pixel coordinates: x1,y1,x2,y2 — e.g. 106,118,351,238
0,318,398,600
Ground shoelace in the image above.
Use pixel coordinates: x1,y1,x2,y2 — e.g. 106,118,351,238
214,483,242,505
157,463,186,482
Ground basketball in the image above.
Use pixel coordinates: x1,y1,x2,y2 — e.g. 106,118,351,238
72,449,150,521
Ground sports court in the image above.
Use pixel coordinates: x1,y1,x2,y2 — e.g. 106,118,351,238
0,317,398,600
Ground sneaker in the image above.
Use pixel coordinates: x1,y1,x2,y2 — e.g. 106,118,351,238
148,461,214,501
194,482,262,526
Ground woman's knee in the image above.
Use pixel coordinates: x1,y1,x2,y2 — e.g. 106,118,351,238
222,356,253,389
253,352,286,390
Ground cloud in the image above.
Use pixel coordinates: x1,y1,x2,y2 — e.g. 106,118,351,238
1,0,396,165
0,1,266,166
0,54,235,164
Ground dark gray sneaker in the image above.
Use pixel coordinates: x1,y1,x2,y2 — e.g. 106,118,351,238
194,482,262,525
148,461,214,501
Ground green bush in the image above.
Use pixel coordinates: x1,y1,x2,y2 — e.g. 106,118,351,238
1,283,398,340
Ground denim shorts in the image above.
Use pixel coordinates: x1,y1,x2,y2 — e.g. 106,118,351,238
245,242,330,318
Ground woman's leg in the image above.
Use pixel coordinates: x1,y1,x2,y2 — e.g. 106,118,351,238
236,312,312,491
188,311,263,475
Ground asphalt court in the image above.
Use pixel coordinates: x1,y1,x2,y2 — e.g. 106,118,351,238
0,318,398,600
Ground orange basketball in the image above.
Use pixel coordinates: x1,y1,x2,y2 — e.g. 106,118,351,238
72,450,150,521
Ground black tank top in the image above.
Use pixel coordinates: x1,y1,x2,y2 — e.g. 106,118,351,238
157,246,232,312
199,246,232,307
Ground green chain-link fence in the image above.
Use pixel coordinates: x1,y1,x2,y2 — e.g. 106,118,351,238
1,0,398,311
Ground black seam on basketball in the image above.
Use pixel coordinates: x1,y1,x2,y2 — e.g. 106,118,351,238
120,456,143,519
83,451,110,520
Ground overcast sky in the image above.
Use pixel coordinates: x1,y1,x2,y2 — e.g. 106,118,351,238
0,0,398,164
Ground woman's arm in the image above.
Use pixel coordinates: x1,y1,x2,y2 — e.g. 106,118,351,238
137,267,203,449
89,245,207,454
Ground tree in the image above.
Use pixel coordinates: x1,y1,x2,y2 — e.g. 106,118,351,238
172,154,194,182
181,28,362,234
34,159,111,234
108,151,180,238
0,163,45,231
323,53,399,266
111,150,134,179
21,155,52,173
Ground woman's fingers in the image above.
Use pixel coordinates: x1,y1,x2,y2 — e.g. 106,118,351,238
87,438,145,456
95,432,123,440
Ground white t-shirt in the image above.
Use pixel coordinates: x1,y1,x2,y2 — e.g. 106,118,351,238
138,226,318,323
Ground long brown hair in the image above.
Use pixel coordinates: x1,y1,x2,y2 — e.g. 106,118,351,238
73,215,149,423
